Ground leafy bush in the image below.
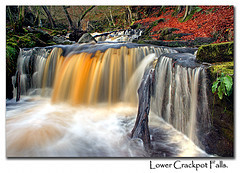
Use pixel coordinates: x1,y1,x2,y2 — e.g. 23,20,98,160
212,73,233,99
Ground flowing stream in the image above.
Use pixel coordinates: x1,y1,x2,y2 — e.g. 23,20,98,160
6,35,211,157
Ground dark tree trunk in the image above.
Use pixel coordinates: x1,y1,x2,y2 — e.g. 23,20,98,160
42,6,56,29
131,67,155,151
77,6,95,29
63,6,74,30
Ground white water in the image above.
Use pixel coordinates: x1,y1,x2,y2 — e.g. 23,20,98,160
94,29,144,42
6,96,208,157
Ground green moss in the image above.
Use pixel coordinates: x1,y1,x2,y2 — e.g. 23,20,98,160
18,33,37,48
51,30,60,36
6,45,19,88
196,42,233,63
47,41,57,45
136,23,142,29
23,28,29,33
209,61,234,80
6,46,18,69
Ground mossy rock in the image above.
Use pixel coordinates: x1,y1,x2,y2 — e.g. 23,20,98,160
51,30,61,36
208,61,234,81
6,45,19,72
6,45,19,99
18,34,37,48
196,42,233,63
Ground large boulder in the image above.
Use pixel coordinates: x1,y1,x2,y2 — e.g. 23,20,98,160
196,42,233,63
77,33,97,44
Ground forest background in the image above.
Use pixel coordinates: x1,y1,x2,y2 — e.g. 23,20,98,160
5,5,234,99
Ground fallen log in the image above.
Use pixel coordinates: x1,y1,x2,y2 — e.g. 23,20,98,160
131,67,154,151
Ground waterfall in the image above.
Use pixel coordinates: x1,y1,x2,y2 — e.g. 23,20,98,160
13,43,176,105
151,53,211,147
8,42,210,157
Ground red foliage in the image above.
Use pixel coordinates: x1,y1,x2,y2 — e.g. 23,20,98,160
135,6,234,43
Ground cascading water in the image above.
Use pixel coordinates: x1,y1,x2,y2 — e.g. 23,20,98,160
151,53,211,148
6,41,210,157
13,43,176,105
93,29,144,42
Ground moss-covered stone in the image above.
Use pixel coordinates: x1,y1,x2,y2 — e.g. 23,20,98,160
208,61,234,82
196,42,233,63
6,45,19,99
204,59,234,157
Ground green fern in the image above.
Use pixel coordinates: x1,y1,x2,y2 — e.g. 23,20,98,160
212,73,233,99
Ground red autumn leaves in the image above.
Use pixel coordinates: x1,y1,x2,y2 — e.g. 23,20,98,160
134,6,234,43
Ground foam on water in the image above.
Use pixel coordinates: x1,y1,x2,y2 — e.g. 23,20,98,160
6,97,208,157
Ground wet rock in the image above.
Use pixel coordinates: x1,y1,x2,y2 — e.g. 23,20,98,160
203,91,234,157
53,36,75,45
69,29,87,42
173,47,198,54
203,65,234,157
25,27,52,43
192,37,216,45
77,33,97,44
131,67,154,151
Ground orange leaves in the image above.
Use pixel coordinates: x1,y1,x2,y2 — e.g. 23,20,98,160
134,6,233,43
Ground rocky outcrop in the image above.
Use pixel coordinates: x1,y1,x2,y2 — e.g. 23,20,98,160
196,42,234,157
203,73,234,157
69,29,89,42
196,42,233,63
77,33,97,44
131,67,154,151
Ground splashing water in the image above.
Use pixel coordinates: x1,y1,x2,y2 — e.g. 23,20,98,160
6,97,208,157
